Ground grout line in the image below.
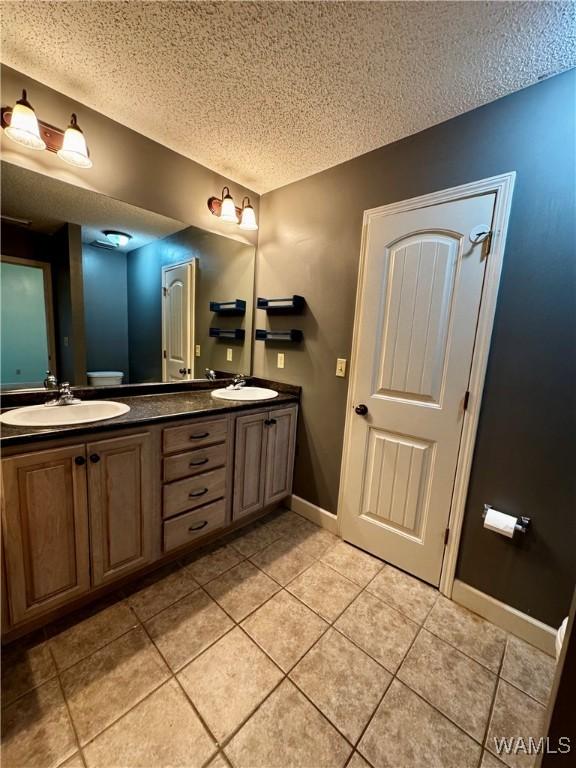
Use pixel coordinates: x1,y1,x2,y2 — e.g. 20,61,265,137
46,642,87,768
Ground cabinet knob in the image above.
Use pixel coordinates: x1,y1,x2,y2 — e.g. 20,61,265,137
355,404,368,416
74,456,86,466
89,454,101,463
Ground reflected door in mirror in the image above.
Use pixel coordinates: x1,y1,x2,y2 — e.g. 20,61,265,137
162,261,196,382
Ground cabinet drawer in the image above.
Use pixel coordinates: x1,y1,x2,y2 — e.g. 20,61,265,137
163,467,226,519
163,418,227,454
163,442,227,483
163,501,226,552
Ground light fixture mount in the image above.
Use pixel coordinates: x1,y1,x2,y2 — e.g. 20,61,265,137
208,187,258,230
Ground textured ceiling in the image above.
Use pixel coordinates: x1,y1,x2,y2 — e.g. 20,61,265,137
1,1,574,193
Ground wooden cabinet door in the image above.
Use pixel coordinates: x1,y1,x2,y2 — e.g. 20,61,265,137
1,445,90,625
233,412,268,520
87,432,154,586
264,406,298,505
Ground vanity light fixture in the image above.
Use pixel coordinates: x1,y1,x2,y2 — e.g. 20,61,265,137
207,187,258,230
102,230,132,248
1,89,92,168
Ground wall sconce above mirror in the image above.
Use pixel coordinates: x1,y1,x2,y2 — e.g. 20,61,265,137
1,90,92,168
208,187,258,231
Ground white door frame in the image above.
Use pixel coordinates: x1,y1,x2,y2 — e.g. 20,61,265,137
337,172,516,598
161,259,197,382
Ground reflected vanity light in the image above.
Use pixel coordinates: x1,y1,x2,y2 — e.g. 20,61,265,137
102,230,132,248
1,90,92,168
207,187,258,231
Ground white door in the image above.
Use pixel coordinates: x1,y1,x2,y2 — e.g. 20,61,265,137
162,262,195,382
340,191,496,585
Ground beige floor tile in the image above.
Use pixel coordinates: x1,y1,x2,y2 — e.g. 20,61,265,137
48,600,138,671
225,679,351,768
1,678,77,768
204,560,280,621
82,679,215,767
425,596,507,672
57,755,85,768
263,509,311,537
397,628,497,741
207,754,230,768
486,680,546,768
335,591,418,673
320,541,383,587
287,561,361,622
228,520,284,557
178,627,283,741
184,544,243,585
145,589,233,671
250,536,316,585
286,526,340,559
481,751,508,768
347,753,372,768
290,628,391,743
500,635,556,704
366,565,437,624
125,564,199,621
1,635,57,707
242,590,328,671
61,626,170,745
358,680,481,768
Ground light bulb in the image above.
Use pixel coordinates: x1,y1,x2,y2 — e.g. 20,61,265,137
239,198,258,230
103,231,131,248
57,113,92,168
4,90,46,150
220,187,239,223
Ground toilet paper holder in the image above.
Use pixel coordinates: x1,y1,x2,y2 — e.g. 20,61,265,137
483,505,531,534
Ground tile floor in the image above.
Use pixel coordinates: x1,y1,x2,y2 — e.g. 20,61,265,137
1,508,556,768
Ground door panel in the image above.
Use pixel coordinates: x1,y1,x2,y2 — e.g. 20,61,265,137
341,192,496,585
162,262,195,382
1,445,90,624
264,406,298,505
87,433,153,586
233,413,268,519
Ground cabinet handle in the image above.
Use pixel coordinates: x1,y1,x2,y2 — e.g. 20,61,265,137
75,456,86,466
89,454,101,463
189,488,208,498
189,432,210,440
188,520,208,532
189,458,209,467
269,418,277,425
265,418,277,426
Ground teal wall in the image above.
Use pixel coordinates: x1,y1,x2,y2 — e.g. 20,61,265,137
1,262,49,386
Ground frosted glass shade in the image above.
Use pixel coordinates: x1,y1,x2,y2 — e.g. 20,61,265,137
239,203,258,230
5,102,46,150
57,120,92,168
220,193,239,223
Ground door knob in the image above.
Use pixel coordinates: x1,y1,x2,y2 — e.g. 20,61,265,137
179,367,188,375
355,404,368,416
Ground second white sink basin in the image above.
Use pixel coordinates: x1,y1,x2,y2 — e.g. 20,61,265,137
211,386,279,402
0,401,130,427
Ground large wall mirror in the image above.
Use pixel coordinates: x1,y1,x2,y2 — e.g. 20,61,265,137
0,162,255,390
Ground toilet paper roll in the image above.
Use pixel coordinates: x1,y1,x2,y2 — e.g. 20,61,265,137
483,508,517,538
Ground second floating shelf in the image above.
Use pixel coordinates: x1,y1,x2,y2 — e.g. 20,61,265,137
209,328,246,340
209,299,246,315
257,295,305,314
255,329,303,342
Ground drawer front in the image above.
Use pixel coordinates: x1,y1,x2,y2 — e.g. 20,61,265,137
163,500,226,552
163,418,227,454
163,443,227,483
163,467,226,519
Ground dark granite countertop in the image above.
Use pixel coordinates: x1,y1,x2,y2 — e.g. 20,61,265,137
0,380,299,446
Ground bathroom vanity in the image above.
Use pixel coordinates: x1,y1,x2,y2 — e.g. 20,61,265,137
0,382,299,639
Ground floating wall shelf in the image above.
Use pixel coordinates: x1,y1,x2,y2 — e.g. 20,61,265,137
209,328,245,341
255,329,303,342
257,295,305,314
209,299,246,315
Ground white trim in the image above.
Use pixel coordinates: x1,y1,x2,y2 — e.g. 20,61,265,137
289,494,339,534
452,580,557,657
337,172,516,598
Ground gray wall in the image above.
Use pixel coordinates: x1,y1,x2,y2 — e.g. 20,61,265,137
82,244,129,378
254,70,576,626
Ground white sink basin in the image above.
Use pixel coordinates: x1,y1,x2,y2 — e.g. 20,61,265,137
211,386,279,402
0,401,130,427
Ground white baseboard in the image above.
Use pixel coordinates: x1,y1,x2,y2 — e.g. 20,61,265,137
288,495,339,535
452,580,557,657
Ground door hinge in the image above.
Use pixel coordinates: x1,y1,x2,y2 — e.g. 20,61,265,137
444,527,450,546
162,286,168,297
163,349,167,359
483,231,493,258
463,390,470,411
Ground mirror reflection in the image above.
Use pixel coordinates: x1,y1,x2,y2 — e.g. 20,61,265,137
0,163,255,390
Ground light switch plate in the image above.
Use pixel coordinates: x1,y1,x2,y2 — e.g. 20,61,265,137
336,358,347,377
226,348,233,362
277,352,285,369
195,345,201,357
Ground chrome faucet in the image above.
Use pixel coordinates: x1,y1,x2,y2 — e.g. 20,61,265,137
43,371,58,390
46,381,81,407
205,368,216,381
231,374,247,390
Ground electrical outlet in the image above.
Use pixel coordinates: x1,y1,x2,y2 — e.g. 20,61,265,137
336,358,347,377
226,348,233,362
195,345,201,357
277,352,285,369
